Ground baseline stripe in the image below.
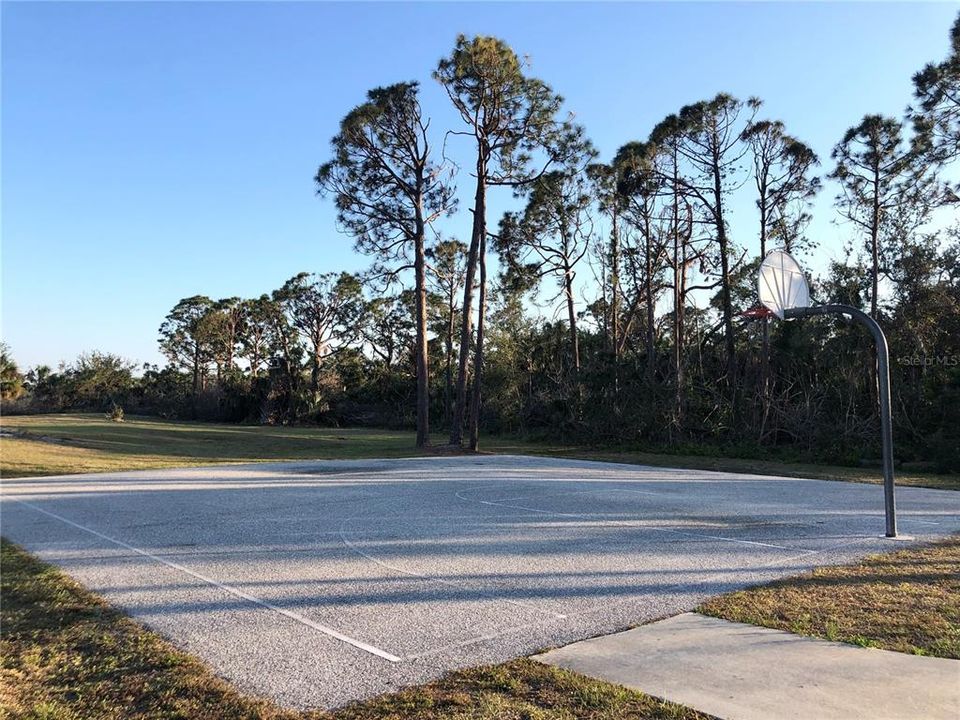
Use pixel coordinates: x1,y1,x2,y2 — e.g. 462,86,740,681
12,499,401,663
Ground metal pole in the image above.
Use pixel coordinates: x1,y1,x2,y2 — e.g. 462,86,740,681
784,304,897,537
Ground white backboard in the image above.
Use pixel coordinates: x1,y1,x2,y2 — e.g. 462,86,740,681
758,250,810,319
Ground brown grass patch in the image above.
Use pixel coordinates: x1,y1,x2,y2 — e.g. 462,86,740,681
698,534,960,657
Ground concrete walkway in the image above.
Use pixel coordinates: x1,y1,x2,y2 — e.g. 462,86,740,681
535,613,960,720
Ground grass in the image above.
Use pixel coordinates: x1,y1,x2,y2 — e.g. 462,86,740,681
495,442,960,491
0,539,710,720
2,413,957,491
0,414,434,478
698,534,960,658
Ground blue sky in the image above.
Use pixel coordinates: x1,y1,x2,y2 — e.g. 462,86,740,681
3,1,958,369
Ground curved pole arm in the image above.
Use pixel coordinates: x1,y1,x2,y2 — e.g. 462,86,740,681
784,304,897,538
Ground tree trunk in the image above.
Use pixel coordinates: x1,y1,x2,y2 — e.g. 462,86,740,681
758,196,771,441
868,162,881,403
671,155,684,429
311,351,321,395
444,289,454,426
468,231,487,452
870,163,880,319
450,161,487,446
712,151,736,382
226,320,235,371
564,268,579,372
192,344,202,397
644,212,655,384
414,195,430,448
561,226,580,373
610,207,621,396
414,224,430,448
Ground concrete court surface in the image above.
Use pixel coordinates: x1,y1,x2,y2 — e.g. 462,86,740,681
536,612,960,720
2,455,959,709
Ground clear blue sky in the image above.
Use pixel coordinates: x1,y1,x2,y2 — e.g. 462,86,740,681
3,1,958,369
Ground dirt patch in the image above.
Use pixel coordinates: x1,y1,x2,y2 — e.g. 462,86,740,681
0,428,73,446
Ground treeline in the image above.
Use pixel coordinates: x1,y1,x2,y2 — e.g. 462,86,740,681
2,347,138,413
5,18,959,470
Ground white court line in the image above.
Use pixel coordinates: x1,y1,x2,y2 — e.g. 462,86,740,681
459,493,802,551
638,524,800,550
559,487,664,497
11,498,401,663
560,534,885,622
338,515,567,620
760,535,879,566
403,614,567,661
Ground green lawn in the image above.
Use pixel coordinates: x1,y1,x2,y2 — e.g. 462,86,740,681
0,414,434,477
1,412,957,490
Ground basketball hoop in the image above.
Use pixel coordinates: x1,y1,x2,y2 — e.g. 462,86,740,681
758,249,810,319
741,304,776,321
753,249,898,538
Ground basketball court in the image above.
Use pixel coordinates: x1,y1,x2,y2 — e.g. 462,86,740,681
3,455,959,708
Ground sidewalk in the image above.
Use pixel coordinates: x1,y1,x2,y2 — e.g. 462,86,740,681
534,613,960,720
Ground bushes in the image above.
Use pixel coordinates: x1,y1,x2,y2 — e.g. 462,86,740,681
12,352,136,415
